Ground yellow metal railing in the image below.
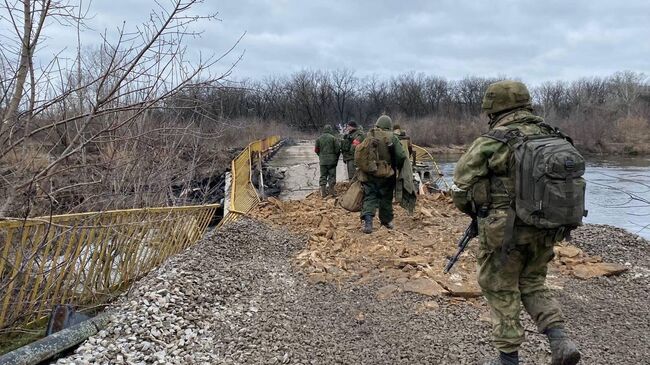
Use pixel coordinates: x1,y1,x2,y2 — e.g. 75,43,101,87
220,135,281,225
413,144,450,189
0,204,217,331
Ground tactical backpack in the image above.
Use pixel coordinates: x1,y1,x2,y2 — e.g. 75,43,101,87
354,128,394,178
484,123,587,229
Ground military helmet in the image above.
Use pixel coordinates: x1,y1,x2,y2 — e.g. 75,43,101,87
482,80,531,115
375,115,392,130
323,124,334,133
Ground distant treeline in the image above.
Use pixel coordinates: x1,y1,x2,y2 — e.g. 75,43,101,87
169,70,650,153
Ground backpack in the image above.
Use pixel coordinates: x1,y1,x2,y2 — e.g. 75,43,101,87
484,123,587,229
354,129,394,178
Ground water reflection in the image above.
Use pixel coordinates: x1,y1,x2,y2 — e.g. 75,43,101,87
434,154,650,239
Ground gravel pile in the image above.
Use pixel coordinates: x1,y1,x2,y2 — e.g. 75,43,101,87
56,221,649,364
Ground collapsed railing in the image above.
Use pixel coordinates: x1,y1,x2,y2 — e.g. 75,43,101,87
0,204,218,332
220,135,282,226
413,144,451,190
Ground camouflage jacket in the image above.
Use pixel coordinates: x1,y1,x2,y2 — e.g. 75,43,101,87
453,109,550,211
315,131,341,166
341,129,365,161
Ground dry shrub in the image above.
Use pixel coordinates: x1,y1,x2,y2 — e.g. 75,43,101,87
0,146,51,175
393,115,484,147
617,117,650,143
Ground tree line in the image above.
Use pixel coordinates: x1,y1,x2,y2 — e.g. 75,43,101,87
172,70,650,152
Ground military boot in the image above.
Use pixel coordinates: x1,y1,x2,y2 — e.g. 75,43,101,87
545,328,580,365
381,221,394,230
328,183,336,197
480,352,518,365
362,215,373,234
320,186,328,198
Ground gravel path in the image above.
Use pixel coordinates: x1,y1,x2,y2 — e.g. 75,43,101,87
56,221,649,365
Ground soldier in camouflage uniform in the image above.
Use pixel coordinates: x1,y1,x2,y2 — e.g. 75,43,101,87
392,124,415,164
315,125,341,197
357,115,406,233
452,81,581,365
341,121,365,180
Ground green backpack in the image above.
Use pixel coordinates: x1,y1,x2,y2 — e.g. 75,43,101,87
484,123,587,229
354,128,394,178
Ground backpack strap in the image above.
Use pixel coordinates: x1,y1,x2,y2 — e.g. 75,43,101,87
483,127,523,264
482,128,525,149
537,122,575,145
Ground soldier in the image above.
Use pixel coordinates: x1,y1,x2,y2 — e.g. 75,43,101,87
393,124,415,165
452,81,581,365
356,115,406,233
314,124,341,197
341,120,365,180
393,124,415,161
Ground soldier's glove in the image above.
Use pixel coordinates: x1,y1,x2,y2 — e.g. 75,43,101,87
451,184,474,216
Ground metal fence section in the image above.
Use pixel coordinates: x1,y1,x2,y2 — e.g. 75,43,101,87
220,136,282,226
0,204,218,331
413,144,451,190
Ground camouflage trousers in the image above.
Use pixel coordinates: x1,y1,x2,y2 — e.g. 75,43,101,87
477,209,565,353
361,177,395,223
319,164,337,188
345,160,356,181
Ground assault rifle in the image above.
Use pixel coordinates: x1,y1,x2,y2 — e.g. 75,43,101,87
444,217,479,273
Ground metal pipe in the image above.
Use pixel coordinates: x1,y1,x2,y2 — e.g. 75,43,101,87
0,314,110,365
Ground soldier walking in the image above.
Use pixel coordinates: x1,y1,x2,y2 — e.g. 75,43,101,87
341,120,365,180
393,124,415,165
452,81,582,365
356,115,406,233
315,125,341,197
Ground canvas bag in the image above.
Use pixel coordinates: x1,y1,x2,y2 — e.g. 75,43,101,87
339,181,364,212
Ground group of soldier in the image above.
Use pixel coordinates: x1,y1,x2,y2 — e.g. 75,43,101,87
315,116,411,234
313,80,582,365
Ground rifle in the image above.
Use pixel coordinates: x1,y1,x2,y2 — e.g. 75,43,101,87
444,217,479,273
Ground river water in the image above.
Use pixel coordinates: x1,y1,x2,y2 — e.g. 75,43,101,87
434,154,650,239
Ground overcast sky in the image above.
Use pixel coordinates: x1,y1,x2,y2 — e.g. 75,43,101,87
43,0,650,84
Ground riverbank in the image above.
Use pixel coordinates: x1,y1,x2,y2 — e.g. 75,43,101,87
54,219,648,365
420,143,650,157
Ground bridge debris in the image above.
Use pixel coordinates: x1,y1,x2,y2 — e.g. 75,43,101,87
251,185,482,299
252,183,632,302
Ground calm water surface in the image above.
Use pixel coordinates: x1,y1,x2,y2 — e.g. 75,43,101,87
435,154,650,239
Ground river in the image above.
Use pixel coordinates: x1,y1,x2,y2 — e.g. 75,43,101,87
434,154,650,239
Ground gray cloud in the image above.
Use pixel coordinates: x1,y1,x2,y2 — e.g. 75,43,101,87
22,0,650,84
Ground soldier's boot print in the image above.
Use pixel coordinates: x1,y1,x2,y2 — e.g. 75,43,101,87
362,215,373,234
480,351,518,365
545,328,580,365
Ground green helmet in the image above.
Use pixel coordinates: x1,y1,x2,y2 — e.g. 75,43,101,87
323,124,334,133
482,80,531,115
375,115,392,130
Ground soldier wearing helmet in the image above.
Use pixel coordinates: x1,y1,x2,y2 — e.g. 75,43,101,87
356,114,406,233
315,124,341,197
452,81,581,365
341,120,365,180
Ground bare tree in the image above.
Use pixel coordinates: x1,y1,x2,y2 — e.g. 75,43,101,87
0,0,242,218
